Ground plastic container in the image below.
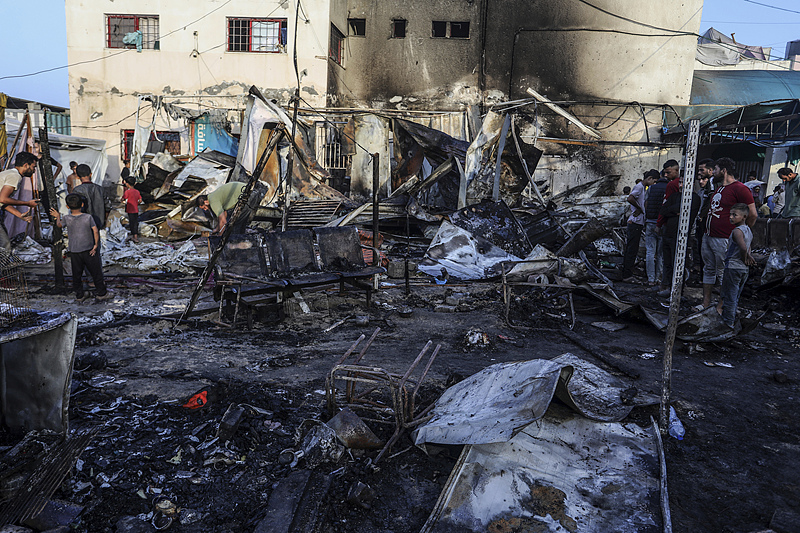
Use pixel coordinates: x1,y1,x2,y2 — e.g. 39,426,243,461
668,406,685,440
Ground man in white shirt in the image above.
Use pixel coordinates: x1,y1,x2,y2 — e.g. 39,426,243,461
0,152,40,251
622,170,658,281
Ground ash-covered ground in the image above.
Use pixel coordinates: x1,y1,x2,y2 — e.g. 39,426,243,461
3,264,799,533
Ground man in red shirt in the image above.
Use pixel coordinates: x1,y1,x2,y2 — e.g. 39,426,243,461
700,157,756,309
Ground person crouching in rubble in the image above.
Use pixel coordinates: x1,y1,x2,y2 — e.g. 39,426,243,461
195,180,266,234
50,194,111,302
621,170,657,282
716,203,755,328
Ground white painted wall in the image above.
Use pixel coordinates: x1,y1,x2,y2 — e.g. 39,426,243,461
66,0,332,185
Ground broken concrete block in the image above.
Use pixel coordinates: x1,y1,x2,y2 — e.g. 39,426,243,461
445,295,462,306
387,261,405,278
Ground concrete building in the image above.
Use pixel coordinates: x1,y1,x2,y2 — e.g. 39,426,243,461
66,0,333,184
66,0,704,194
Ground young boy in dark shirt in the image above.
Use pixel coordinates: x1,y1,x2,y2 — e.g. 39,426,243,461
716,203,755,328
50,194,110,302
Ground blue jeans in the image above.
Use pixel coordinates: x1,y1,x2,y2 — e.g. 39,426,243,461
720,268,748,327
644,221,662,283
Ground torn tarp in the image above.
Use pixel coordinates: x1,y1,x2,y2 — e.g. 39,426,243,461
505,244,589,283
640,305,764,342
413,354,652,447
418,220,522,280
463,111,537,207
449,199,532,258
392,118,469,210
420,404,663,533
237,92,345,205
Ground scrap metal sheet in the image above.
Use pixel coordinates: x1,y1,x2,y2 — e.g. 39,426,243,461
421,405,662,533
413,354,638,447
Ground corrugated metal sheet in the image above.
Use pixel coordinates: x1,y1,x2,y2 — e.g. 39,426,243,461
668,71,800,130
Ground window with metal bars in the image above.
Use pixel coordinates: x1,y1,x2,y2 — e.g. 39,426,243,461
227,18,287,53
106,14,160,49
329,24,345,65
121,130,181,161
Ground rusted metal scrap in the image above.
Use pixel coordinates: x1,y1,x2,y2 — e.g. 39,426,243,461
325,327,440,463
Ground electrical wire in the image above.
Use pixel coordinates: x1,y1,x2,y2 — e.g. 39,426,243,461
0,0,234,81
742,0,800,15
297,94,374,158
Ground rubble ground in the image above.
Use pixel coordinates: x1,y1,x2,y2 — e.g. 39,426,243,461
8,266,800,533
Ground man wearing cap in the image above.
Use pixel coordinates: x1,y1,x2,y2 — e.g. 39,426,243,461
778,168,799,218
0,151,40,251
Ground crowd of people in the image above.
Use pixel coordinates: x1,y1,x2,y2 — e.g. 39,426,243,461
0,151,144,302
621,156,799,328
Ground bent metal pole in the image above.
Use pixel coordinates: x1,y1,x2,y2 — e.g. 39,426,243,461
179,127,285,324
660,119,700,432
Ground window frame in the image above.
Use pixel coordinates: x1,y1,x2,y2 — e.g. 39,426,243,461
329,23,345,66
105,14,160,50
391,19,407,39
226,17,288,53
347,18,366,37
431,20,470,39
121,130,181,161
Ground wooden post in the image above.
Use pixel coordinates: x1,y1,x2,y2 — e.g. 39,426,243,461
38,126,66,291
660,119,700,432
372,153,380,266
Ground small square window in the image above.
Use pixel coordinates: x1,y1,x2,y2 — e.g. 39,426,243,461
348,18,366,37
450,21,470,38
431,21,470,39
392,19,406,39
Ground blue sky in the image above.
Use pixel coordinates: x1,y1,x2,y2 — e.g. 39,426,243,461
0,0,798,109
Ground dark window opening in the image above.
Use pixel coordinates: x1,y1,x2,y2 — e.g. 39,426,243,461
431,20,470,39
122,130,181,161
227,18,288,53
329,24,345,65
348,18,366,36
450,21,470,38
432,21,447,38
392,19,407,38
106,14,159,49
